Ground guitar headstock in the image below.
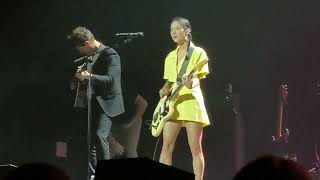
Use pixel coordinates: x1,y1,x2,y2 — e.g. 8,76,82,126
279,84,288,104
194,59,209,71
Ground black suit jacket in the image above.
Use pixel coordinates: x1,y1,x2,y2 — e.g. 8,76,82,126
90,44,125,117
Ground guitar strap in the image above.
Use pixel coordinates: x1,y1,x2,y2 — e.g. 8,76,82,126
176,46,194,83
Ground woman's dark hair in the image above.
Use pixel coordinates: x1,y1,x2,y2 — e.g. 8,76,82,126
172,17,193,59
172,17,192,32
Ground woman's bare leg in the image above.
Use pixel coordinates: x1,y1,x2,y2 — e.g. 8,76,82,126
186,122,204,180
159,121,181,165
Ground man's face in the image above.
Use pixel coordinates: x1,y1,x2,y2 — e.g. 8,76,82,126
76,41,92,55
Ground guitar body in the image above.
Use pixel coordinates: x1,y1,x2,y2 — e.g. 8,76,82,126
73,81,88,108
151,94,178,137
150,59,208,137
72,62,89,108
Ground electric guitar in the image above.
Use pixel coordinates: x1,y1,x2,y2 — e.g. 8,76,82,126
151,59,208,137
272,84,290,157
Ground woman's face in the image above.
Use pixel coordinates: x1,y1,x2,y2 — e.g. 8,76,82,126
170,21,188,44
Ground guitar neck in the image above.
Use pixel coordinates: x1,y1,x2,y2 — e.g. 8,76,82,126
168,85,183,101
167,69,197,101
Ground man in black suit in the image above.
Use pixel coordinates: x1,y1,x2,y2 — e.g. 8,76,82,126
68,26,124,177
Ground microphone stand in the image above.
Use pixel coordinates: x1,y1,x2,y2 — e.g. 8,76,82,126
112,37,134,50
309,138,320,180
72,39,133,180
86,57,93,180
308,80,320,180
73,48,109,64
73,54,97,180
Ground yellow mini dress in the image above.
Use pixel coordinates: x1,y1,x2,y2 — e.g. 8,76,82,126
163,44,210,127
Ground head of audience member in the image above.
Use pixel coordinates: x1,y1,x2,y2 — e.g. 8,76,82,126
3,162,70,180
232,155,312,180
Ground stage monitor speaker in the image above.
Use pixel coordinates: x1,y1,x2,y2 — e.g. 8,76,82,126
94,157,194,180
0,164,17,180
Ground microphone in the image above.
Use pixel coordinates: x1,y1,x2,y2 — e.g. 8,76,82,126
73,47,108,64
115,32,144,38
73,56,93,64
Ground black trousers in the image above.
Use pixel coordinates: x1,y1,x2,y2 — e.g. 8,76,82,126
89,99,112,175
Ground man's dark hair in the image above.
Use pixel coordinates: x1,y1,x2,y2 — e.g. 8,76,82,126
67,26,95,47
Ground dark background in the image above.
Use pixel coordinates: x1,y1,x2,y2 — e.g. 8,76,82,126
1,0,320,179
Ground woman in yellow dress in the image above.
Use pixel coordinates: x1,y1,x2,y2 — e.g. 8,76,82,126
158,17,210,180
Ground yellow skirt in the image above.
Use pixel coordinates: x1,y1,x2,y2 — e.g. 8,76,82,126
170,86,210,127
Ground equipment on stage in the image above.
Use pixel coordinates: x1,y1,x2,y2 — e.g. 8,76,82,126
272,84,293,159
94,157,194,180
115,32,144,38
0,164,17,179
114,32,144,48
309,80,320,180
